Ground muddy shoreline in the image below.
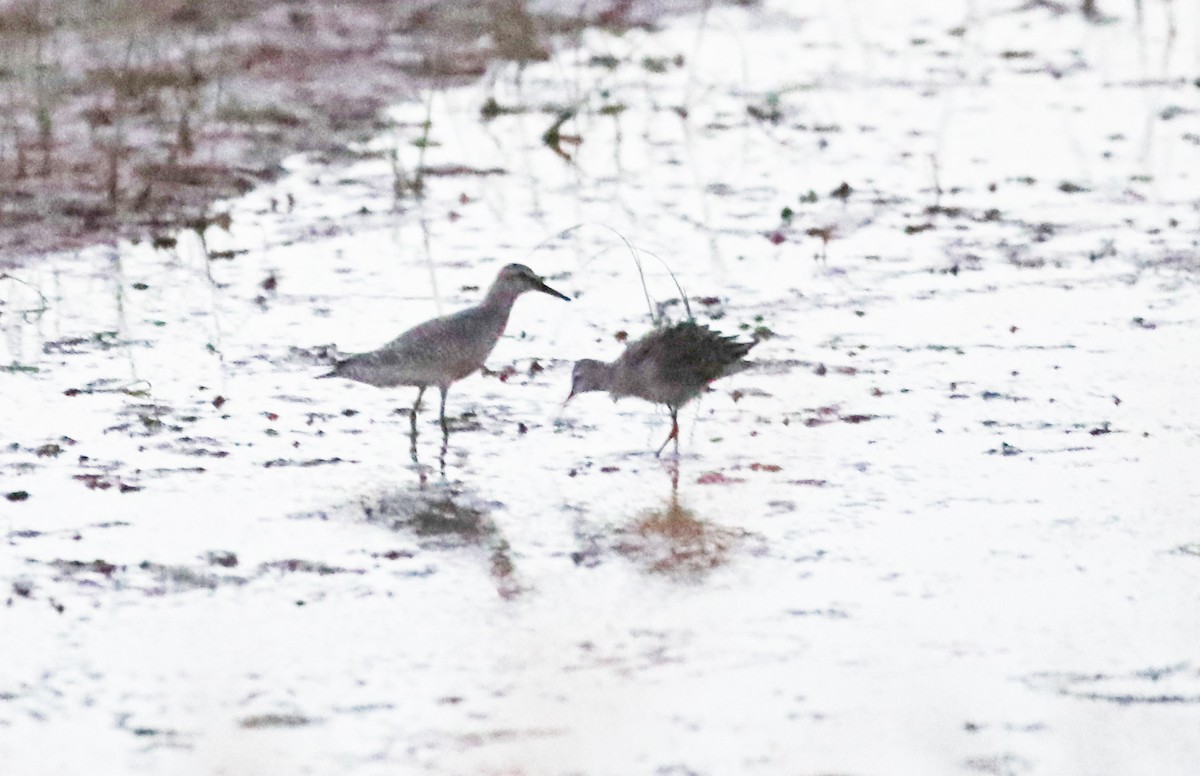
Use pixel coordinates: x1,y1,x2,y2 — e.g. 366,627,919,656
0,0,699,266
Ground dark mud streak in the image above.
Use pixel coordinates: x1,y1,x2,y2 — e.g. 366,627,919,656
26,556,379,595
1025,664,1200,705
1072,693,1200,705
262,457,351,468
240,713,319,729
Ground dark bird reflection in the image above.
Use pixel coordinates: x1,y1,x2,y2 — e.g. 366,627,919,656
363,480,520,599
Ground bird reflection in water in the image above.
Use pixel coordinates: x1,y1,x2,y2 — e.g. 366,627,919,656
406,415,449,485
610,460,747,579
364,481,522,599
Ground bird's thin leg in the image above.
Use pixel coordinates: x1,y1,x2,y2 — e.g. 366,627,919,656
411,387,426,432
655,408,681,457
409,386,425,462
438,386,449,435
437,387,450,476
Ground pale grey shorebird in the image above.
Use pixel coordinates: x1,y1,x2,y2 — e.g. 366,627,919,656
565,320,756,455
321,263,569,434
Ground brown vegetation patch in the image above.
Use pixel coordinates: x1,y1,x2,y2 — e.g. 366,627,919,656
1,0,686,264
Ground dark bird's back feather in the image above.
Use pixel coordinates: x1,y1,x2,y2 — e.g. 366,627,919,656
613,320,756,409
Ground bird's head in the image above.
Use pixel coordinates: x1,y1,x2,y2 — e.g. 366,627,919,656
496,263,570,301
565,358,611,404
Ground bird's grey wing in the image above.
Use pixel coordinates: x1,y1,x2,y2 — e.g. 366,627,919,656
384,307,501,384
322,345,421,387
614,334,671,389
324,313,469,387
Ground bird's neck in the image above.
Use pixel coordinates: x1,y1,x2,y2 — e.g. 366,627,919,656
478,287,519,337
481,284,521,313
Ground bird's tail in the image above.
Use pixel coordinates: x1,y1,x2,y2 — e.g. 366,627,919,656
720,333,757,377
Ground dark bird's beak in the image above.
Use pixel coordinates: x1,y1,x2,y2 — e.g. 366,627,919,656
536,278,571,301
562,386,576,407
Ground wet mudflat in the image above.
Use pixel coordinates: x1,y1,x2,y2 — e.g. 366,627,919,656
3,1,1200,774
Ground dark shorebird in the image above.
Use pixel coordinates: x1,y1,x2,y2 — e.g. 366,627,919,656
322,263,569,434
566,320,755,455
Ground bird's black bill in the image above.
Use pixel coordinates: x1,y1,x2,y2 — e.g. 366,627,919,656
536,279,571,301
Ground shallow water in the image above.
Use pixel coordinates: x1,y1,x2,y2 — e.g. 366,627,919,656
3,1,1200,774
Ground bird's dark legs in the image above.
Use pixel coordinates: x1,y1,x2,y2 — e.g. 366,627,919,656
411,387,426,426
409,386,426,463
655,408,681,457
410,387,426,433
437,387,449,435
437,386,449,476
